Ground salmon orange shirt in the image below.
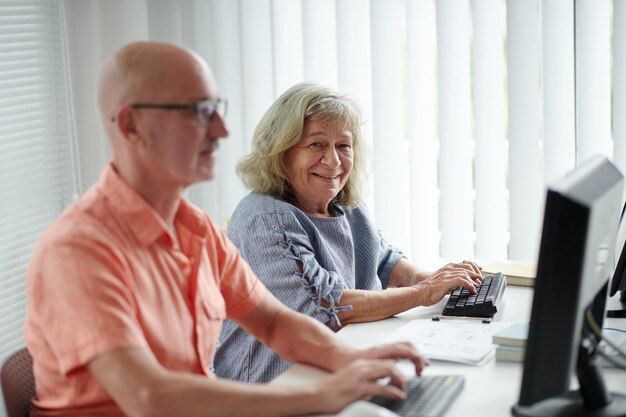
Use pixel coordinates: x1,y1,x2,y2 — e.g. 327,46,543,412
24,163,266,415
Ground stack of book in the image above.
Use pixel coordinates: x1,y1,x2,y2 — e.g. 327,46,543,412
493,323,626,367
493,323,528,362
482,261,536,287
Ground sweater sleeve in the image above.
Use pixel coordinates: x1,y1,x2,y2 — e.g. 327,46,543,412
375,232,405,289
348,204,404,290
228,205,351,330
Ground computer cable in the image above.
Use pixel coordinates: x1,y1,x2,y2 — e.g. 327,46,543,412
597,349,626,370
585,308,626,370
604,326,626,334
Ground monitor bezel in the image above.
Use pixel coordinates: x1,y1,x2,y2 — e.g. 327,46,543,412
512,155,626,417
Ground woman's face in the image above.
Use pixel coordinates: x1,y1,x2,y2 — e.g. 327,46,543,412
284,118,354,215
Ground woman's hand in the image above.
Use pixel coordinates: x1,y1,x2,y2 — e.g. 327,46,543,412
417,260,483,305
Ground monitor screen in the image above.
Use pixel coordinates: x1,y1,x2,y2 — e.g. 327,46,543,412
512,155,626,417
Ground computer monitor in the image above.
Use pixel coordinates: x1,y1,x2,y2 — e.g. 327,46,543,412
512,155,626,417
608,201,626,318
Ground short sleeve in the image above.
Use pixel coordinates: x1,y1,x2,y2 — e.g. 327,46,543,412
26,236,147,375
376,232,405,289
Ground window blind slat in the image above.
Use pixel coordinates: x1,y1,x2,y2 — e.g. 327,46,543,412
406,0,438,265
0,186,66,213
271,0,304,96
0,1,73,391
507,0,543,261
473,0,507,261
0,263,31,289
302,0,338,86
236,0,274,225
336,0,374,211
436,0,473,259
543,0,576,183
206,0,246,226
0,240,35,260
614,0,626,179
370,0,407,250
575,0,612,161
336,0,371,105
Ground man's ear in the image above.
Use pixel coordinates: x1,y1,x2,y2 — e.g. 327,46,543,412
116,106,141,142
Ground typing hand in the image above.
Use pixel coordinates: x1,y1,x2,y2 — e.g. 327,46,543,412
316,359,408,414
417,260,483,305
354,342,429,377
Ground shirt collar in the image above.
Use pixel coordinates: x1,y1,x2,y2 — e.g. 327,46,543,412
97,163,208,247
98,163,167,246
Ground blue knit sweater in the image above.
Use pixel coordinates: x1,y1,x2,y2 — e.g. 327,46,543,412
214,192,403,382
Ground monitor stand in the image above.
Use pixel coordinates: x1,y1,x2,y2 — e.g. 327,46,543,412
513,308,626,417
606,290,626,318
512,391,626,417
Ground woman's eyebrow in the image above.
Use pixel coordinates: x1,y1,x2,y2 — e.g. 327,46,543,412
302,130,326,139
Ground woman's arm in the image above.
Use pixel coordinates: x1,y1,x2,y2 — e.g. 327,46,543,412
235,291,428,376
335,259,483,325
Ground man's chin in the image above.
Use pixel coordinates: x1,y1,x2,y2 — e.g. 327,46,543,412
187,169,216,186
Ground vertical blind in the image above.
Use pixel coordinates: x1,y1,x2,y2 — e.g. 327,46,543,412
176,0,622,267
0,0,75,385
0,2,624,406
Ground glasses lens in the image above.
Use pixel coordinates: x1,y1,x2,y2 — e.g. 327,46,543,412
196,99,227,126
217,99,227,119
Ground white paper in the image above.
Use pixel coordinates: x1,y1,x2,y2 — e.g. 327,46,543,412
384,319,513,365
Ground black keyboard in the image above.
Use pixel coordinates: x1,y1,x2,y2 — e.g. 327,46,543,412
441,272,506,318
370,375,465,417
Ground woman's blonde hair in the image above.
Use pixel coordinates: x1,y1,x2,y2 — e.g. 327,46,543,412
237,82,372,206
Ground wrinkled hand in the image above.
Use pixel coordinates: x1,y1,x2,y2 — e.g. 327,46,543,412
417,260,483,305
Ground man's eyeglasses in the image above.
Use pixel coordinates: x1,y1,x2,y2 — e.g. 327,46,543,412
131,98,227,127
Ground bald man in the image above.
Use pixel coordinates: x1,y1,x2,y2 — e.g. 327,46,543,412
23,42,427,417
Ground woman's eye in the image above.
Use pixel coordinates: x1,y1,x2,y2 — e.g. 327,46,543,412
309,142,323,148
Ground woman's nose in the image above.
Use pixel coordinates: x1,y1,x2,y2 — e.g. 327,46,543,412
321,146,340,167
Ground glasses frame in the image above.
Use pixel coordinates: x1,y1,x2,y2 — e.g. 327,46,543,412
131,98,227,127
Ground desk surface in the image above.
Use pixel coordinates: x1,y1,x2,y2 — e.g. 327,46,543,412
272,286,626,416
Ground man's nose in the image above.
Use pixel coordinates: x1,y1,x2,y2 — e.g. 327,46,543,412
208,111,229,139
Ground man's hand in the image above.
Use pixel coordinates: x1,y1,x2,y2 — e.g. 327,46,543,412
352,342,429,376
327,341,428,382
315,359,408,414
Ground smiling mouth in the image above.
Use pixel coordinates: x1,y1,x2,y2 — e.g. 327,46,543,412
312,173,341,180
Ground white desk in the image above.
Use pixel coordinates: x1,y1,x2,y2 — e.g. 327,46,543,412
272,286,626,416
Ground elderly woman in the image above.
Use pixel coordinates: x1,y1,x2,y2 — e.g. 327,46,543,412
214,82,482,383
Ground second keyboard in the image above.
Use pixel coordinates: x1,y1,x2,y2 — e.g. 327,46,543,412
441,272,506,318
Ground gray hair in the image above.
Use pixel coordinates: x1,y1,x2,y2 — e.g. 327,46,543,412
237,82,372,206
